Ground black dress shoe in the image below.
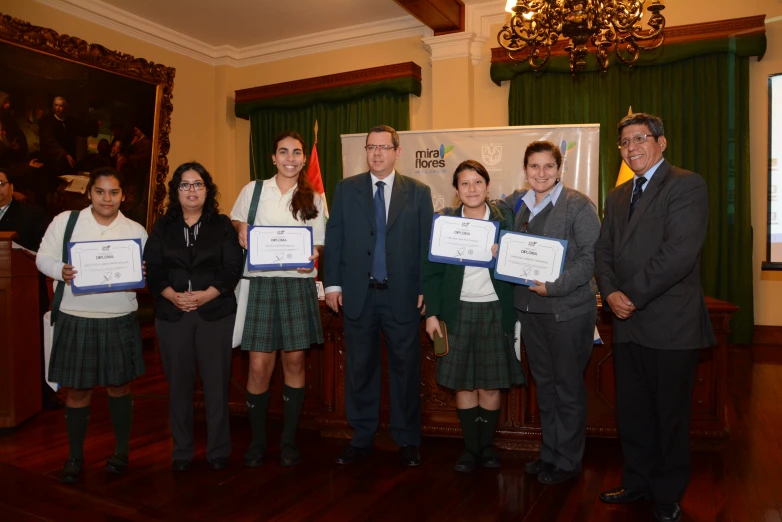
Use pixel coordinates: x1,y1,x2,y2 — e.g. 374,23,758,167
599,486,645,504
479,447,501,469
280,446,301,467
208,457,229,470
399,445,421,467
453,452,477,473
538,468,579,484
105,453,128,475
244,450,264,468
654,502,682,522
524,459,552,475
335,444,372,465
172,459,192,472
60,458,83,484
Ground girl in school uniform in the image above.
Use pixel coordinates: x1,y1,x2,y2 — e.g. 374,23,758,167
231,131,325,467
422,159,526,473
36,167,148,484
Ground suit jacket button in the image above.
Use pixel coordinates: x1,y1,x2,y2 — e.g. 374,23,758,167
367,251,372,256
370,231,374,236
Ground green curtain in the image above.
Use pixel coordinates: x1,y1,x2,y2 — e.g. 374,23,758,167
509,53,753,343
248,91,410,206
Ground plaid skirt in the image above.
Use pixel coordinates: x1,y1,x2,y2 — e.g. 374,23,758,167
241,277,324,352
436,300,526,391
50,312,145,389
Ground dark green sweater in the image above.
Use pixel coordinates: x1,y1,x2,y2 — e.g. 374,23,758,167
422,202,517,333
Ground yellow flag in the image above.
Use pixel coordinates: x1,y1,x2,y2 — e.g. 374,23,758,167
616,161,634,186
616,106,635,186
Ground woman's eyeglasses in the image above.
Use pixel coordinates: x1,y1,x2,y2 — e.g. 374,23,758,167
178,182,206,192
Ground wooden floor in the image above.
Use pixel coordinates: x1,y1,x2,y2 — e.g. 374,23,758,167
1,345,781,522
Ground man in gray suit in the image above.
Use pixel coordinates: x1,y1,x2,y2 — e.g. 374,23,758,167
324,125,433,466
594,113,716,522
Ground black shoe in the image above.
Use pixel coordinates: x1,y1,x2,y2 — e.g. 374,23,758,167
59,458,83,484
479,447,501,469
538,468,580,484
335,444,371,465
105,453,128,475
280,446,301,467
453,452,477,473
599,486,645,504
208,457,229,470
399,445,421,467
172,459,192,472
244,450,265,468
524,459,552,475
654,502,682,522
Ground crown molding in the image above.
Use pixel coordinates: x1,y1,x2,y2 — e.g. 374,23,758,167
465,0,508,38
33,0,432,67
422,32,487,65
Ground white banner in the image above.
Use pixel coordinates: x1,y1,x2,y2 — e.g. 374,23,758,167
341,125,600,211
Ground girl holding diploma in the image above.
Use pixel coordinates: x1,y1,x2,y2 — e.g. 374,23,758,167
422,160,525,473
36,167,148,484
497,141,600,484
231,131,324,467
144,162,243,472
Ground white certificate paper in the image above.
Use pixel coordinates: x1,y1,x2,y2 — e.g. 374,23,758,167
68,239,144,294
494,231,567,286
247,226,313,270
429,215,499,267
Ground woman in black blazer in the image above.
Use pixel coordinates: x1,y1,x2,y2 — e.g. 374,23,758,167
144,162,243,472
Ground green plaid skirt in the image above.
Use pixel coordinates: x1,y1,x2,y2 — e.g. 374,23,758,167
50,312,145,389
241,277,324,352
436,300,526,391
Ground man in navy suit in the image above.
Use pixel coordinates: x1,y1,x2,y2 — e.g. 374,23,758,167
324,125,433,466
594,113,716,522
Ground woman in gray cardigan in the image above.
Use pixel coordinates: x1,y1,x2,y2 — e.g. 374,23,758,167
497,140,600,485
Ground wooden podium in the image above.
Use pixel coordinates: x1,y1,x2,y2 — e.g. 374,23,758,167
0,232,42,427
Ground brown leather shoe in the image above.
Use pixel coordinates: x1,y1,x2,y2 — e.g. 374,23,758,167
599,486,645,504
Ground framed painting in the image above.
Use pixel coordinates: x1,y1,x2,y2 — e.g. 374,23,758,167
0,13,175,229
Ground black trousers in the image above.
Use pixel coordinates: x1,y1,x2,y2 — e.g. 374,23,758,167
614,342,701,504
518,308,595,472
343,288,421,449
156,312,234,461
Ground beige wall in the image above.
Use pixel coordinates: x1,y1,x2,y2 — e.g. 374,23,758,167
3,0,781,327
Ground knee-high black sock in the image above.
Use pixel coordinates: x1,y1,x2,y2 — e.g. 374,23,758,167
478,406,501,457
245,390,269,456
108,395,133,456
65,405,91,460
456,406,481,459
281,384,305,454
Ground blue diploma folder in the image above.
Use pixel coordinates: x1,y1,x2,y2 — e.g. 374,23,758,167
427,214,500,269
247,226,314,271
68,238,145,295
493,230,568,286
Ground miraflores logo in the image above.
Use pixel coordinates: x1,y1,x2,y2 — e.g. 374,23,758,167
415,144,454,169
481,143,502,166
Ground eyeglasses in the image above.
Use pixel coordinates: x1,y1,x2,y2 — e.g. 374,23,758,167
365,145,396,152
178,182,206,192
0,181,9,187
617,134,655,149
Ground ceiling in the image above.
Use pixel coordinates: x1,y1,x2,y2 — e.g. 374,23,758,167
99,0,414,48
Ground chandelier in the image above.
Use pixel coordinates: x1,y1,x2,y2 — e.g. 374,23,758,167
498,0,666,74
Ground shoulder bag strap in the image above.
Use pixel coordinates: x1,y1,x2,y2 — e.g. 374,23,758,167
241,180,264,270
50,210,80,325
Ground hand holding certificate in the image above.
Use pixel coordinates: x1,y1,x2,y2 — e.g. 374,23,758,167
428,214,500,268
247,226,314,271
494,231,567,286
68,239,144,295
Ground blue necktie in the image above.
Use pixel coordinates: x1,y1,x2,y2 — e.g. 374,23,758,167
371,181,387,282
628,176,647,220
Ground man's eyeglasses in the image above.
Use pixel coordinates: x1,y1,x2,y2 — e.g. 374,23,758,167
0,181,9,187
178,182,206,192
365,145,396,152
617,134,655,149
